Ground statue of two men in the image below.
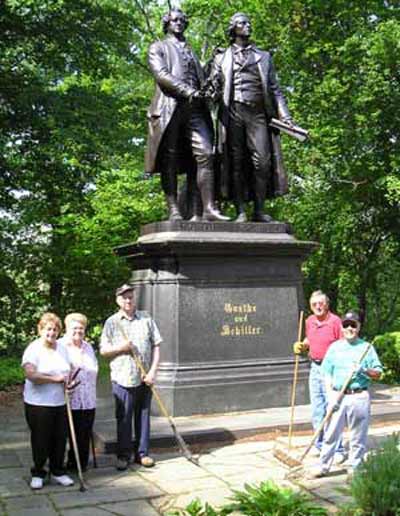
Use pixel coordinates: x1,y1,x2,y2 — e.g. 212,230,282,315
145,9,296,223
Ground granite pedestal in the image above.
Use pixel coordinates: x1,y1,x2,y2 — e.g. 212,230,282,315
115,221,316,416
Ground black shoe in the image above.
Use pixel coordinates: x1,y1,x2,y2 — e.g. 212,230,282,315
253,212,273,223
116,458,129,471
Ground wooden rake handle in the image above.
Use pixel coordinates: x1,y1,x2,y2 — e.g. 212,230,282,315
288,311,304,450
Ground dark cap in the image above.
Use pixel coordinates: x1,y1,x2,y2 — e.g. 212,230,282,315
115,284,135,297
341,311,360,324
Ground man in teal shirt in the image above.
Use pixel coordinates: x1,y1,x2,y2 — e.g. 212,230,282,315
312,311,382,477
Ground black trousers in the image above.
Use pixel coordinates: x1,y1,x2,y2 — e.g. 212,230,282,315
159,101,213,195
228,101,271,204
67,408,95,471
24,403,67,478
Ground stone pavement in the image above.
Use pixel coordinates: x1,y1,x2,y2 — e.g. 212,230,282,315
1,387,400,515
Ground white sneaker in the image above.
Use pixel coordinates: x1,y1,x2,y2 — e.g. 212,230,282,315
51,474,74,486
30,477,43,490
334,452,347,465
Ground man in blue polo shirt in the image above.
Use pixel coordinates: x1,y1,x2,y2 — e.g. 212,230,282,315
312,311,382,478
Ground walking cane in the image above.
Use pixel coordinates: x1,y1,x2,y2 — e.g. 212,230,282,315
65,368,87,492
90,432,98,468
118,323,200,467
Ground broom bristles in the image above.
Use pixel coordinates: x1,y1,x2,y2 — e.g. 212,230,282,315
272,447,302,468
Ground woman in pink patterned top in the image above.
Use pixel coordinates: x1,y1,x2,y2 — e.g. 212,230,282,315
59,313,98,472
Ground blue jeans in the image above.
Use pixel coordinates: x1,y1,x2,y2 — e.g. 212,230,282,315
309,363,344,453
112,382,152,460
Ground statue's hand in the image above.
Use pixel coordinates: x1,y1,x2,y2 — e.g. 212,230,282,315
190,90,203,103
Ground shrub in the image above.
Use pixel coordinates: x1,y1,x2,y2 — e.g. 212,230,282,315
168,481,328,516
340,434,400,515
224,481,328,516
168,499,223,516
0,357,24,390
372,332,400,384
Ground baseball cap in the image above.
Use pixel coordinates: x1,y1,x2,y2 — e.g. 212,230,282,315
115,284,135,297
341,311,360,324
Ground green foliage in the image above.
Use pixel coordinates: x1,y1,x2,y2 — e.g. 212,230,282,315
168,498,223,516
1,0,400,359
339,434,400,516
168,481,328,516
0,357,24,390
224,481,328,516
373,332,400,384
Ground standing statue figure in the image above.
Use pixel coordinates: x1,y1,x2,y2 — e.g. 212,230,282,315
209,13,295,222
145,8,229,222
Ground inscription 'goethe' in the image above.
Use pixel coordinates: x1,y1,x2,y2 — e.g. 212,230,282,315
220,303,263,337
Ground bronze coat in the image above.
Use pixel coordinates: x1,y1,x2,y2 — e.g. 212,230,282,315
145,36,212,175
211,46,290,200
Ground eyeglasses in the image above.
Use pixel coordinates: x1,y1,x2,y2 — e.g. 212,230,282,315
342,321,358,329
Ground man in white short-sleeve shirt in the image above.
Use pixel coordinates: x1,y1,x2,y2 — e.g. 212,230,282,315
100,284,162,471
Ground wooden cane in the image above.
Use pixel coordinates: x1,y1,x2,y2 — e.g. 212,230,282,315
65,369,85,491
288,311,304,451
90,432,97,468
65,388,87,491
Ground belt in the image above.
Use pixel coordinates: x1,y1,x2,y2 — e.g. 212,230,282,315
333,387,367,395
311,358,322,365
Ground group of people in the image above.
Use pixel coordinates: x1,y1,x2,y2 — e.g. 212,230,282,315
22,283,382,489
294,290,382,478
22,283,161,489
22,312,98,489
146,9,295,223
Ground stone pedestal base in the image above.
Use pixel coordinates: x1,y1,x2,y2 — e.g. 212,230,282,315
115,221,316,416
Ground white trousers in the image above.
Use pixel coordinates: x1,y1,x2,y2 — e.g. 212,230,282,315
320,390,370,470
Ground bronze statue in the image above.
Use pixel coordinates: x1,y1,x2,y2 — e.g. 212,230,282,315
209,13,296,222
145,9,229,222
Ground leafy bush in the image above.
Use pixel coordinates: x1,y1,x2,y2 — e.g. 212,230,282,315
373,332,400,384
168,481,328,516
168,499,223,516
224,481,328,516
339,434,400,515
0,357,24,390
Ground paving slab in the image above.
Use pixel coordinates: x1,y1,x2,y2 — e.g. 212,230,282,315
4,494,58,516
162,486,234,512
0,467,31,498
149,475,227,496
0,451,21,469
99,500,161,515
51,484,164,510
63,508,111,516
137,458,210,481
